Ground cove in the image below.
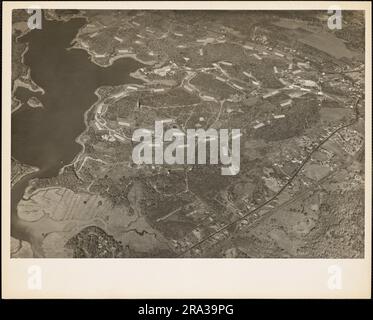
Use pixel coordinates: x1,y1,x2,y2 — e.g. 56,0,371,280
11,15,144,256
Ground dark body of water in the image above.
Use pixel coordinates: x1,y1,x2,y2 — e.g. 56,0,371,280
11,16,143,255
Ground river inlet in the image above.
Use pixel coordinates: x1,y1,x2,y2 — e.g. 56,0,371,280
12,15,144,256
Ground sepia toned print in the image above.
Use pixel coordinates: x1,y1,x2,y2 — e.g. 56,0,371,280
11,9,365,259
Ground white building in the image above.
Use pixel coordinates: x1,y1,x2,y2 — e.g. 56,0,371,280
253,123,265,129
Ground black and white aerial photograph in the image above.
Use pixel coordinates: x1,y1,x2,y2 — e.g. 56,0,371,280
10,7,366,260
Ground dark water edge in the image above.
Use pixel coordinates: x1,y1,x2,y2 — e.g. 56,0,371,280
11,15,144,255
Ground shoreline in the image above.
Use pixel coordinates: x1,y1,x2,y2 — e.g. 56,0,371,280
10,14,148,256
11,163,39,187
